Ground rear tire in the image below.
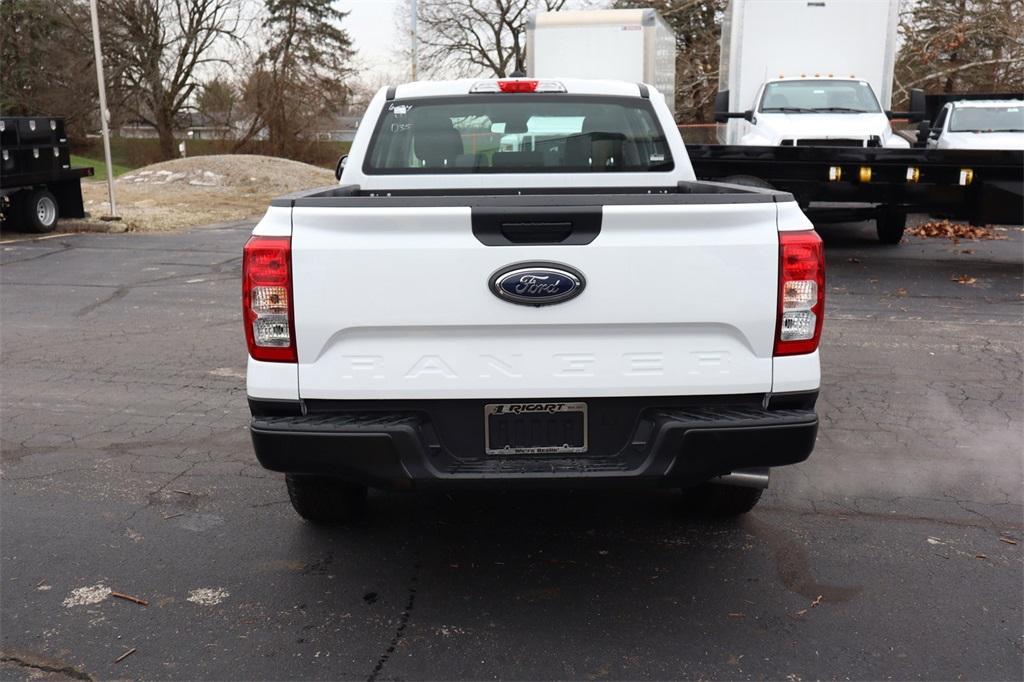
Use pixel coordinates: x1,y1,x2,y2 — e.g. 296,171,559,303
285,474,367,525
23,189,59,233
679,482,763,517
876,208,906,244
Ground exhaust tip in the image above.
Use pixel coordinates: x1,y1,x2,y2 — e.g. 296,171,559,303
711,469,770,489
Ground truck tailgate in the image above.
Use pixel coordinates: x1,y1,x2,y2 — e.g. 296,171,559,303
291,201,779,400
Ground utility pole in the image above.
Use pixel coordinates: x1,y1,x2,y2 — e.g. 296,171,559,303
88,0,118,218
410,0,418,80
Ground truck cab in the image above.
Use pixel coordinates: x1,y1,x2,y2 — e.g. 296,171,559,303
926,100,1024,151
730,77,909,148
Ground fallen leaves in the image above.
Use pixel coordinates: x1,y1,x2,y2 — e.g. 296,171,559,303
998,536,1019,546
907,220,1007,241
810,595,824,608
951,274,977,285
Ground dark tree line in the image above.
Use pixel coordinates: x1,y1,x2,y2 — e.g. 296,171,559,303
0,0,355,159
2,0,1021,155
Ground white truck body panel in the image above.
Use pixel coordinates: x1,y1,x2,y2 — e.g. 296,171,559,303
720,0,901,147
288,203,779,400
527,10,676,115
246,78,820,406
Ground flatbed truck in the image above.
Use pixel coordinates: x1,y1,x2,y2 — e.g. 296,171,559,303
1,116,94,233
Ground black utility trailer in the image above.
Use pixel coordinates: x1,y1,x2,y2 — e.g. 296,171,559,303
688,145,1024,243
1,116,94,233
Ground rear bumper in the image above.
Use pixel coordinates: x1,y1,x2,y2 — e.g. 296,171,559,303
249,394,818,490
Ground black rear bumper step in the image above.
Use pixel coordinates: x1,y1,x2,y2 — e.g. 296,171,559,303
250,400,818,490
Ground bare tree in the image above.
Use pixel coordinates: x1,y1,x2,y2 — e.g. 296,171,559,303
895,0,1024,105
101,0,242,159
408,0,569,79
0,0,104,137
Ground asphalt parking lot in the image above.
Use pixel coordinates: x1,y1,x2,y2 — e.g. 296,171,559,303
1,218,1021,681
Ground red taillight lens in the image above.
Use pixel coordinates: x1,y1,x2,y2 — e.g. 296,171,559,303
774,230,825,356
498,79,538,93
243,236,296,362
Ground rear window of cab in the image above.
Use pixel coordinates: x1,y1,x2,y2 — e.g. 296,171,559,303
363,95,674,174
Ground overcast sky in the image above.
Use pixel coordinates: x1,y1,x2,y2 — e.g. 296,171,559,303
336,0,408,84
335,0,606,85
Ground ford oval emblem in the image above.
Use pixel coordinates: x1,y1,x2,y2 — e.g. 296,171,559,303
489,262,586,306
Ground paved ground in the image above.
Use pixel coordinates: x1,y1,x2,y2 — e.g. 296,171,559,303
1,219,1021,681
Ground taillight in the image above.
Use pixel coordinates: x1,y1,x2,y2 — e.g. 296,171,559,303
774,230,825,356
470,80,566,94
243,236,296,362
498,79,538,93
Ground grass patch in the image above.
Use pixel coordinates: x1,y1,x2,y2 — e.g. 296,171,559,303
70,154,134,179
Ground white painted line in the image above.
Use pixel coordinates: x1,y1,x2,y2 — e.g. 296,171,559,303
0,232,73,245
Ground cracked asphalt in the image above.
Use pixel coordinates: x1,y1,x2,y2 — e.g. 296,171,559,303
1,218,1021,681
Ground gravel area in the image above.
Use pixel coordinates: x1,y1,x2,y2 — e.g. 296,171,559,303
73,154,334,232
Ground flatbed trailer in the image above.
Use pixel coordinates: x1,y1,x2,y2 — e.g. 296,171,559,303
1,116,95,233
687,145,1024,243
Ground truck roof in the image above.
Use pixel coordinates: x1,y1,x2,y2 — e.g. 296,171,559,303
531,8,667,28
948,99,1024,109
386,78,651,100
763,76,868,83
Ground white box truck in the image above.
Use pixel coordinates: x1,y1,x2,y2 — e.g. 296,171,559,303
714,0,923,147
527,9,676,116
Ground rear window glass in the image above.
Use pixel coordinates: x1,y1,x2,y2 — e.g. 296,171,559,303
363,95,674,174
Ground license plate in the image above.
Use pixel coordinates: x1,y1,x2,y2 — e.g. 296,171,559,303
484,402,588,455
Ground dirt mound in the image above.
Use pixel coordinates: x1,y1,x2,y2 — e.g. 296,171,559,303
76,154,335,232
117,154,333,194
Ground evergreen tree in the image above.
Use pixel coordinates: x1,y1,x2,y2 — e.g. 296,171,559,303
256,0,355,156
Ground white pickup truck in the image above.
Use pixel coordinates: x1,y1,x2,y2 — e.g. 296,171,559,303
244,78,824,523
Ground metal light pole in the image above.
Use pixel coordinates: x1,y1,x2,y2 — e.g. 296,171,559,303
88,0,118,218
410,0,418,80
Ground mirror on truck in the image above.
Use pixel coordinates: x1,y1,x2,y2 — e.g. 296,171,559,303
334,154,348,181
713,90,755,123
887,89,927,123
714,90,730,123
909,88,926,122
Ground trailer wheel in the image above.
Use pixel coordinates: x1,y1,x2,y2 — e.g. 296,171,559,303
23,189,59,233
876,208,907,245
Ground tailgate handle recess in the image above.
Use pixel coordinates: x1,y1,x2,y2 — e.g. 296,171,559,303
472,206,601,246
500,221,573,244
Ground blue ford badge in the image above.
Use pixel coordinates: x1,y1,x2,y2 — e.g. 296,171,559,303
490,262,585,306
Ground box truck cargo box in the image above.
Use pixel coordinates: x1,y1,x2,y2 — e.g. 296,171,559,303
527,9,676,115
715,0,919,147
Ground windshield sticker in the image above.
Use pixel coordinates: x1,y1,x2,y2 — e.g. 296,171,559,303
388,104,413,116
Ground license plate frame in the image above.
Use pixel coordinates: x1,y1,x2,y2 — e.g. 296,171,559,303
484,402,588,455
